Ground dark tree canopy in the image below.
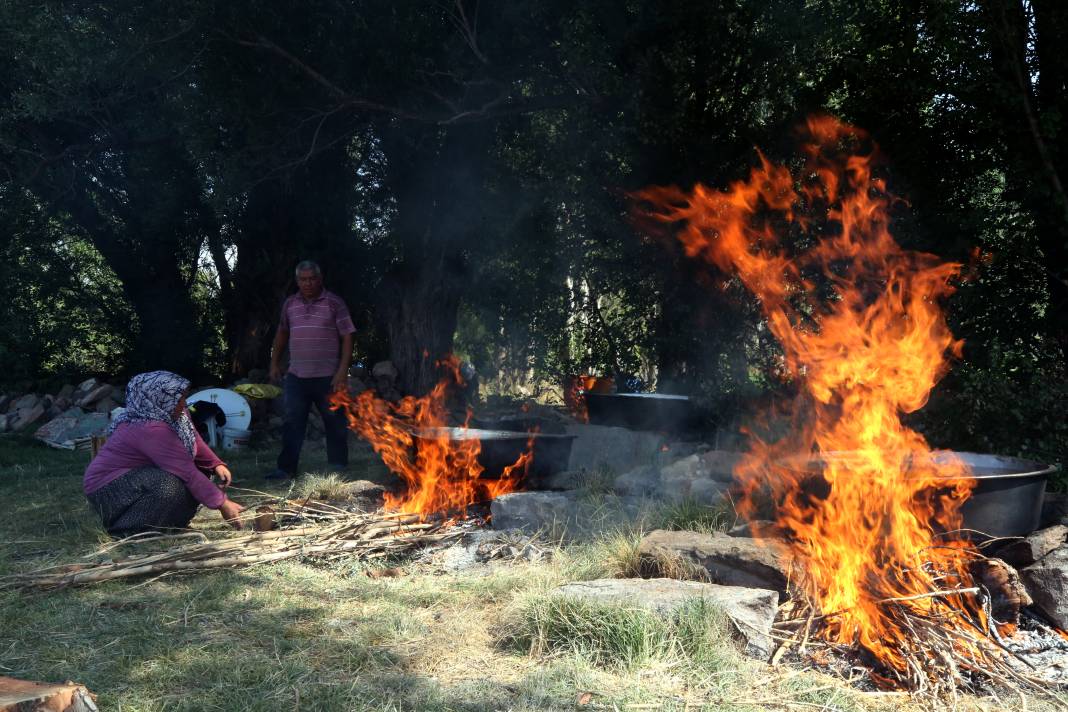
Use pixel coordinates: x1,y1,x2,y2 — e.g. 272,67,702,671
1,0,1066,467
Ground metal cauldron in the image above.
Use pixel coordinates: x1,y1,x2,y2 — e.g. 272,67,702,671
782,450,1058,538
584,392,697,433
412,427,575,483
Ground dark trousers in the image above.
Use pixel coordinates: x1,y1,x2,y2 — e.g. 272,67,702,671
87,466,200,538
277,374,349,474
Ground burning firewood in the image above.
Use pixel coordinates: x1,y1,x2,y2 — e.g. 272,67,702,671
635,116,1068,703
969,557,1032,626
329,355,532,519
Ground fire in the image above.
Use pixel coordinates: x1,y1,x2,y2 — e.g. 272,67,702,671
564,375,598,422
635,116,983,677
330,357,530,518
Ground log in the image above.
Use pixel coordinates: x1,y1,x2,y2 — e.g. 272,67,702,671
0,676,98,711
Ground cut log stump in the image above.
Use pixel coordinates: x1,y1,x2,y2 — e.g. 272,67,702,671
0,676,97,712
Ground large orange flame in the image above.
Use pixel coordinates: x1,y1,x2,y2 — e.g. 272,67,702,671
635,116,981,676
330,357,530,518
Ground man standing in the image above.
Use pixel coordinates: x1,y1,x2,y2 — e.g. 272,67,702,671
265,260,355,480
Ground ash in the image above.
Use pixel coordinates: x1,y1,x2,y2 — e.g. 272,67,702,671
1000,611,1068,684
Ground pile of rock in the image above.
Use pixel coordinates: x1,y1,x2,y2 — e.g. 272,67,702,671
0,378,124,447
490,424,733,536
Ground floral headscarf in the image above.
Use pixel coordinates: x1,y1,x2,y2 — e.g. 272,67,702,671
108,371,197,455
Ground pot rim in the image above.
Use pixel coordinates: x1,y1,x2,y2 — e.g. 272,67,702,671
777,449,1059,481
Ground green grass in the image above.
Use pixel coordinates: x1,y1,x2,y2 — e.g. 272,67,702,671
505,595,737,673
0,433,977,711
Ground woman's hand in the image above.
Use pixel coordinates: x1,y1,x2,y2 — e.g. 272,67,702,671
213,464,233,488
218,498,245,530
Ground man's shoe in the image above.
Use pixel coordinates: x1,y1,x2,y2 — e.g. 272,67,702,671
264,468,295,481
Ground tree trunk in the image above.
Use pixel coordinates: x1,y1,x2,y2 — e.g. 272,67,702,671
983,0,1068,366
378,121,493,395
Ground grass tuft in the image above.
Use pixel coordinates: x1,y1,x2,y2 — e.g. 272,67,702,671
650,496,735,534
293,472,358,500
504,593,737,674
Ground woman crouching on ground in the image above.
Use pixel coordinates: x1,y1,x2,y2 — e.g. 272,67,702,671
84,371,245,537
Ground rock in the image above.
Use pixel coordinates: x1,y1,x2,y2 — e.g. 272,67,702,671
77,377,100,392
371,361,398,380
112,384,126,405
638,529,792,597
1021,547,1068,628
538,469,590,491
689,479,730,506
77,384,113,407
11,404,46,431
268,416,284,429
997,525,1068,568
1041,492,1068,529
346,378,368,395
56,384,75,400
94,397,117,415
491,491,651,537
727,520,778,538
54,397,70,411
659,450,742,485
0,394,9,413
551,578,778,660
0,414,9,433
565,424,666,475
614,464,661,497
13,393,39,411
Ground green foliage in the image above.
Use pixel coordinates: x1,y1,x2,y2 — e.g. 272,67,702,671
0,189,133,385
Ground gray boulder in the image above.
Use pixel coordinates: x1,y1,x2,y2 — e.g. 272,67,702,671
77,384,113,408
613,465,661,497
551,577,778,660
639,529,792,598
997,525,1068,568
13,393,39,411
11,403,46,431
56,384,75,400
1021,546,1068,628
537,469,591,491
491,491,651,537
565,424,666,475
660,450,742,485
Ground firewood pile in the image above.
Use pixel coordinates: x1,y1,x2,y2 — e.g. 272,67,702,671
770,545,1068,706
0,499,466,590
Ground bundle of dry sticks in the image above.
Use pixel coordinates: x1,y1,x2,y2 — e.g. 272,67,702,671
0,497,461,590
769,552,1068,706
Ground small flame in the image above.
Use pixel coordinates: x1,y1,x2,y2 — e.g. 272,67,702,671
331,356,530,518
565,375,598,423
635,116,983,677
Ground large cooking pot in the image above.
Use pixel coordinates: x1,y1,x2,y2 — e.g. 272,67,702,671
412,427,575,483
584,392,697,433
781,450,1058,538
